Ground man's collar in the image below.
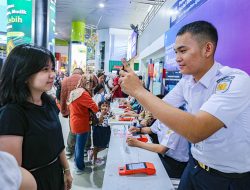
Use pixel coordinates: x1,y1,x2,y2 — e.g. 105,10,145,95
197,62,222,88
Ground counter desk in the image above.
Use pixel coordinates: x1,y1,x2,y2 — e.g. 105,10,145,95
102,125,174,190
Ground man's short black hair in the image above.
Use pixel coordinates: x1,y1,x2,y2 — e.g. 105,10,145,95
177,21,218,49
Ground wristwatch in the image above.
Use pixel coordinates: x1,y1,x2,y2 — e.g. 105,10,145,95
139,127,142,134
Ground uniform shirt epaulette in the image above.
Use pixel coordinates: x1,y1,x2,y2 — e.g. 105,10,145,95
216,76,235,83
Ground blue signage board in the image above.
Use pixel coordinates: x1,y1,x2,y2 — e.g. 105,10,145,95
166,0,250,74
170,0,208,27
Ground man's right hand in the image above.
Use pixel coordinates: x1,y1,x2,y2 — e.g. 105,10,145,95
119,58,145,98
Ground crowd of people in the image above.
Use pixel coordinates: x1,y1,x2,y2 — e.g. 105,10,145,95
0,44,125,189
0,20,249,190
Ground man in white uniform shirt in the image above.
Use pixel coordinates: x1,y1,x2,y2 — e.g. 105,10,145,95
127,119,189,178
120,21,250,189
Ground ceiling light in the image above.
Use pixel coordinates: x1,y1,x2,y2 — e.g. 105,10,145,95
99,3,105,8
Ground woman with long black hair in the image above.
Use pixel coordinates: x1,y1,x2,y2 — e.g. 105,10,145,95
0,44,73,190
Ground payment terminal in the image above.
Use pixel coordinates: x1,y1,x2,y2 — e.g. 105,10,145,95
119,162,156,175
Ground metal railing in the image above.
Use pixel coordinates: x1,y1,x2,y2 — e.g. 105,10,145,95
138,0,166,34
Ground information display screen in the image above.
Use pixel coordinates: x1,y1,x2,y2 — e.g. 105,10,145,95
127,31,137,61
126,162,146,170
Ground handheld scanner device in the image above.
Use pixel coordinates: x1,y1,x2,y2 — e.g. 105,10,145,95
120,58,128,72
136,134,148,143
121,62,129,72
131,133,148,142
130,126,148,142
119,162,156,176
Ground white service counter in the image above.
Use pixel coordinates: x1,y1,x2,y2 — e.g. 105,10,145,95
102,125,174,190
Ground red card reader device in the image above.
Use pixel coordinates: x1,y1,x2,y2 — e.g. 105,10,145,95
119,162,156,176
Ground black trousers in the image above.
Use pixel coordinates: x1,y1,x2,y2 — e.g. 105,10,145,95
159,154,187,178
178,155,250,190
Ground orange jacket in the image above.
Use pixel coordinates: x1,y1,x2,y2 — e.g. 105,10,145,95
69,91,98,134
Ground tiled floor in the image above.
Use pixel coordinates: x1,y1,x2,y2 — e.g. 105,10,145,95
60,114,108,190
